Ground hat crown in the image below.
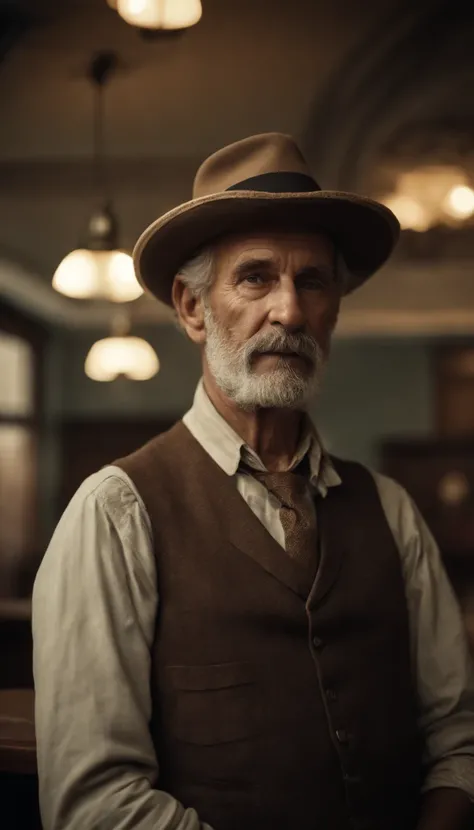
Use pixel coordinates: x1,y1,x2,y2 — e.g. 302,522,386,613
193,132,318,199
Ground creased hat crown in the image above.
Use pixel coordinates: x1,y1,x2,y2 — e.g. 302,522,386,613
193,133,319,198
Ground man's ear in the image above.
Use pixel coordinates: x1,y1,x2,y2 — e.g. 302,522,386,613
172,277,206,345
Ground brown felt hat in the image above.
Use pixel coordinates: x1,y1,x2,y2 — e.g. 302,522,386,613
133,132,399,306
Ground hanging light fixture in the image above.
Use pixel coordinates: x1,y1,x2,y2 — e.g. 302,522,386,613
381,165,474,232
106,0,202,31
53,52,143,303
444,184,474,220
85,311,159,382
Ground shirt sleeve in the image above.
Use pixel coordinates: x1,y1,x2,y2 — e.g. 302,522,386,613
372,470,474,801
32,466,214,830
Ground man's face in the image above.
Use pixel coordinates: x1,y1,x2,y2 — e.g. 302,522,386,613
202,231,341,411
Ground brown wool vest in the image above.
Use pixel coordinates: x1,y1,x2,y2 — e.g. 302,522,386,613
114,421,423,830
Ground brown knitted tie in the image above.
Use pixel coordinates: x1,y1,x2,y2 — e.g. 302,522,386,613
249,460,318,569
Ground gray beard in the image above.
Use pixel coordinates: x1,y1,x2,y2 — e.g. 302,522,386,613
203,304,328,411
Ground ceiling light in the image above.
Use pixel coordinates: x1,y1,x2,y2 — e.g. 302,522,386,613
85,336,159,381
53,210,142,302
382,194,429,232
108,0,202,30
444,185,474,219
52,53,143,303
85,313,159,382
381,165,474,232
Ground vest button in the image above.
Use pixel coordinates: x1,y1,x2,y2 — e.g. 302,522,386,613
325,688,337,701
336,729,349,744
312,635,324,649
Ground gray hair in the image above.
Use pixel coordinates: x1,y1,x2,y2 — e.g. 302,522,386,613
173,242,350,332
172,246,215,334
177,247,215,302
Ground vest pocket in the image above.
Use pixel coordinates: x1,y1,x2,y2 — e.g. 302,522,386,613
163,662,255,745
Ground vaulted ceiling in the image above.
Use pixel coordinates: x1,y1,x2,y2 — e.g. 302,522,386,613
1,0,474,335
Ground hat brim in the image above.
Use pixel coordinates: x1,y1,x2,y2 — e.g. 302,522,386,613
133,190,399,306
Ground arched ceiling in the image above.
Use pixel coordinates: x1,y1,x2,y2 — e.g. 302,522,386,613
1,0,474,335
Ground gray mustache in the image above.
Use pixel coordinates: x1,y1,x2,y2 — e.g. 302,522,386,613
248,333,320,361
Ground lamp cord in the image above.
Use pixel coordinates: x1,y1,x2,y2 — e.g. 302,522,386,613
89,52,117,205
93,82,107,202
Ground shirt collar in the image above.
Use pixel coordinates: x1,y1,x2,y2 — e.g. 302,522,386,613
182,378,341,496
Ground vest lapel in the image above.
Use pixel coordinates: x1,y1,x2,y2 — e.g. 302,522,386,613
178,422,317,599
227,481,316,600
307,472,351,611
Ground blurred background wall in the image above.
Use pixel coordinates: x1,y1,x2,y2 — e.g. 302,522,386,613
1,0,474,610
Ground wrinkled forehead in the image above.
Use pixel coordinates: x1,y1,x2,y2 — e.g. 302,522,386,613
213,227,336,271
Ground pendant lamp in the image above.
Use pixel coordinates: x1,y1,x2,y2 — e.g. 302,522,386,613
85,312,159,382
107,0,202,31
53,52,143,303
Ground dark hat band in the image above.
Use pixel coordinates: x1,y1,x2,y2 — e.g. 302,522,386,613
226,171,320,194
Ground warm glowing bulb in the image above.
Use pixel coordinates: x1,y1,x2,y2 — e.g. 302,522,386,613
383,195,429,231
444,185,474,219
52,250,101,298
85,336,159,381
53,249,142,302
103,251,143,302
129,0,147,13
116,0,202,29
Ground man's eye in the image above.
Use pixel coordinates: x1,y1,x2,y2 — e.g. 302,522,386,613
299,273,332,289
244,273,265,284
302,277,324,288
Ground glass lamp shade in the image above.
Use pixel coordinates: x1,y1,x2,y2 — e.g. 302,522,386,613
444,185,474,219
115,0,202,30
52,249,143,302
381,165,474,231
85,336,159,381
382,195,430,231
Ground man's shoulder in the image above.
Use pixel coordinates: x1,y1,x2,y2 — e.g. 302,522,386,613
65,466,148,524
329,455,411,506
352,463,431,565
328,455,420,554
368,467,413,506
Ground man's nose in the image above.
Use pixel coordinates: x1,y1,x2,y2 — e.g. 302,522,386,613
267,281,306,330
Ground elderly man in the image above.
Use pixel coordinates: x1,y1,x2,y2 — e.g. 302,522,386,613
33,133,474,830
